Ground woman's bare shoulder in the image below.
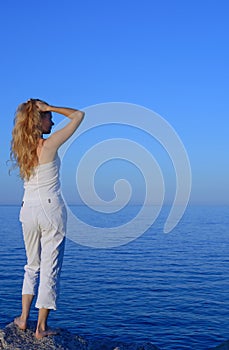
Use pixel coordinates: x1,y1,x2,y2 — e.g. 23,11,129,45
37,139,57,164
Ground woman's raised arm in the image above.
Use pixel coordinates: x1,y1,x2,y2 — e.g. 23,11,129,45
36,101,85,150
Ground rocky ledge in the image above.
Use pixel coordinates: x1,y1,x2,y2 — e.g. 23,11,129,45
0,322,159,350
0,322,228,349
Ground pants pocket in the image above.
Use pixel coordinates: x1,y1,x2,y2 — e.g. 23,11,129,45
40,201,67,233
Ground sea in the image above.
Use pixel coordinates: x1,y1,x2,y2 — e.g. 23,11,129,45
0,205,228,350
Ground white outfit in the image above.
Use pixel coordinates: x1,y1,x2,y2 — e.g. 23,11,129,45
20,155,67,310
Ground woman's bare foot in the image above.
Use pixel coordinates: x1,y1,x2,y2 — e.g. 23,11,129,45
35,328,59,339
14,316,27,331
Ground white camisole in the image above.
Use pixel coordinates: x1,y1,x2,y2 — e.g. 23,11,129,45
23,155,61,201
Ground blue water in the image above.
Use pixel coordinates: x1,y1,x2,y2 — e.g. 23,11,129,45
0,205,228,349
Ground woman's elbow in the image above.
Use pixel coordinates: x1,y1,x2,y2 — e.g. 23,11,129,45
78,110,85,121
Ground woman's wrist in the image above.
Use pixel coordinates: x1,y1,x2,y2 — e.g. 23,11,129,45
48,105,81,118
47,105,55,112
49,105,63,114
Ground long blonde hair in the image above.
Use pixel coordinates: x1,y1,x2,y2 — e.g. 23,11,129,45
10,99,44,180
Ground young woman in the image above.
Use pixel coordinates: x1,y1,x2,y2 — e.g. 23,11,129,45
10,99,84,339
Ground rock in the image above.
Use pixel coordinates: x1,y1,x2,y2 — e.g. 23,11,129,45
210,340,229,349
0,322,160,350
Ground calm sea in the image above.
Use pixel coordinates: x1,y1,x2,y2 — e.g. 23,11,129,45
0,205,228,349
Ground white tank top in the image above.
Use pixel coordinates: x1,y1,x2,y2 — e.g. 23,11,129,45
23,155,61,201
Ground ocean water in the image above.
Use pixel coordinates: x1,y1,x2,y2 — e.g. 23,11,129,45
0,205,228,350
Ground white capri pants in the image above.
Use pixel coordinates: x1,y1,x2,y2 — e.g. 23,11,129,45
19,196,67,310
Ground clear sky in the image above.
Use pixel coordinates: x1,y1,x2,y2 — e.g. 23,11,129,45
0,0,228,205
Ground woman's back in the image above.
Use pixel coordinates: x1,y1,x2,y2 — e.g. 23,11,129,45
23,155,61,201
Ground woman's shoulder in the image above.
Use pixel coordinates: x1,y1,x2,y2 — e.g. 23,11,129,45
37,139,58,164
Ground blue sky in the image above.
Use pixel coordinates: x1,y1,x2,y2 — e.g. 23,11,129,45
0,0,228,205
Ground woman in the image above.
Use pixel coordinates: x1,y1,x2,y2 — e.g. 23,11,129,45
10,99,84,339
